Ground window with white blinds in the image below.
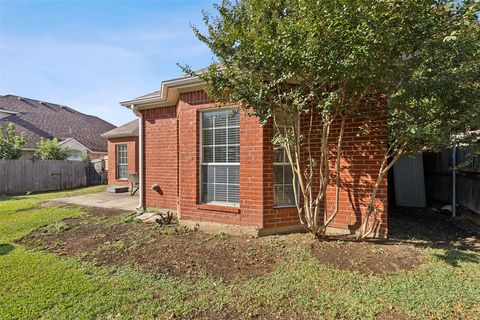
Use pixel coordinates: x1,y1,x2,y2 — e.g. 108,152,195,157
273,147,296,207
116,144,128,179
200,108,240,206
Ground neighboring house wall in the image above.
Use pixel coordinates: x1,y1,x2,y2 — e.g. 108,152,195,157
107,136,138,186
141,90,388,236
18,140,106,161
60,139,89,160
19,150,34,159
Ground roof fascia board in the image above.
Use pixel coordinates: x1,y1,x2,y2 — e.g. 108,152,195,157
120,76,205,109
101,130,139,139
0,109,19,115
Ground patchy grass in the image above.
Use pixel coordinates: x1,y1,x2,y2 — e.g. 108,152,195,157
1,188,480,319
0,247,230,319
0,185,105,216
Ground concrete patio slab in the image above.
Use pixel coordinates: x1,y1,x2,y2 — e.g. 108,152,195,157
54,192,138,212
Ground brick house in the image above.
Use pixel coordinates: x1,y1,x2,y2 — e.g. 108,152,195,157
118,73,388,237
102,120,139,187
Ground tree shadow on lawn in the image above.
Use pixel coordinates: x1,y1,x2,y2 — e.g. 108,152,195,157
310,205,480,271
0,243,15,255
382,206,480,267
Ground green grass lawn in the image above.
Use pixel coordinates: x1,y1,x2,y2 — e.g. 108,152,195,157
1,187,479,319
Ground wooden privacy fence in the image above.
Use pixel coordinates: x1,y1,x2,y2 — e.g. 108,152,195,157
0,159,90,195
424,146,480,214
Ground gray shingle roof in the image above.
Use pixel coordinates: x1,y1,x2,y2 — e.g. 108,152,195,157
102,119,138,138
0,95,116,152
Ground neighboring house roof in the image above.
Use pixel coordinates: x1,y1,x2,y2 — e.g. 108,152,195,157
102,119,139,139
0,95,116,152
120,68,208,110
57,137,93,152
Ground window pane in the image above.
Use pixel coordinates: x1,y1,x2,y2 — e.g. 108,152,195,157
228,184,240,203
274,185,284,205
274,165,284,185
227,146,240,163
273,151,296,206
200,108,240,205
203,129,213,145
203,146,213,162
215,166,228,184
214,128,227,145
116,144,128,179
274,148,284,163
214,146,227,162
227,110,240,126
215,183,228,202
214,112,227,127
202,165,215,183
284,164,293,183
202,112,214,128
202,184,214,202
228,127,239,144
228,166,239,184
284,185,296,206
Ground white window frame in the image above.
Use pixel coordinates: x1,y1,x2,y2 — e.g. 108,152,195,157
273,119,299,208
116,144,128,180
273,147,297,208
199,107,240,207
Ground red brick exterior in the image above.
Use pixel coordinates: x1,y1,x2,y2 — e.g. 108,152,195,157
141,106,178,210
140,89,388,236
107,136,138,186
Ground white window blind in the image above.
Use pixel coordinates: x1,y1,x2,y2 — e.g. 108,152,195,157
273,118,297,207
116,144,128,179
273,147,296,207
200,108,240,206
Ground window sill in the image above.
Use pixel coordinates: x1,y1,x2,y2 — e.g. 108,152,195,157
117,178,129,181
197,203,240,214
274,205,297,209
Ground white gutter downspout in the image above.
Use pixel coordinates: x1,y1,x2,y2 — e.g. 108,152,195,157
131,104,144,212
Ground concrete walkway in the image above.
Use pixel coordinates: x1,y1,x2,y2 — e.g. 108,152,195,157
55,192,138,212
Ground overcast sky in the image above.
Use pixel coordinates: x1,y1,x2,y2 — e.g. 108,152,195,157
0,0,215,126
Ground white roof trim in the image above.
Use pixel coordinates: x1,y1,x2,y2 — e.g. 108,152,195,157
120,75,205,110
0,109,19,115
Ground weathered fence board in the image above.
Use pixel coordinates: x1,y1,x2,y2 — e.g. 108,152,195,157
0,160,89,195
424,147,480,214
88,158,106,185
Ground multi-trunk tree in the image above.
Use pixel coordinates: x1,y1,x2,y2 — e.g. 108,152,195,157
184,0,480,238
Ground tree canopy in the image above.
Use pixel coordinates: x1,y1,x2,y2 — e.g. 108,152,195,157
186,0,480,237
33,138,71,160
0,123,27,160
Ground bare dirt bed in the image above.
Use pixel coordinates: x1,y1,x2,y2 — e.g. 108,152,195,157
18,207,281,283
310,240,422,275
18,206,473,281
388,206,480,251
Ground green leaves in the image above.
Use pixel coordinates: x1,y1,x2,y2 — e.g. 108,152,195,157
0,123,26,160
33,138,71,160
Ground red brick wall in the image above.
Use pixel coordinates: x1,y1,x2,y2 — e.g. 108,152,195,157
141,106,178,210
261,104,388,235
143,89,388,236
325,106,389,235
107,136,138,186
176,91,265,227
